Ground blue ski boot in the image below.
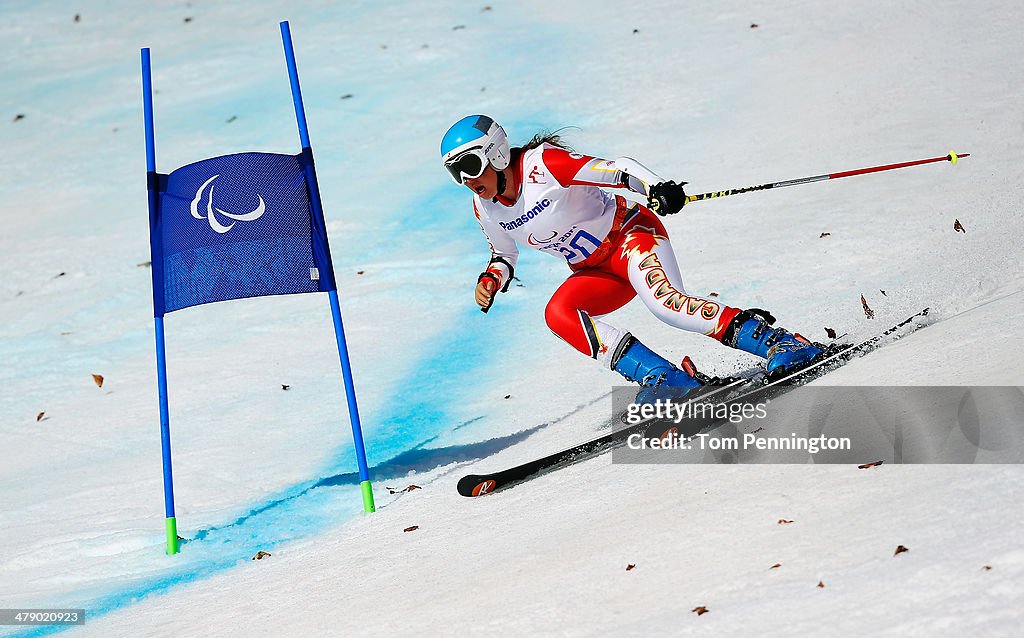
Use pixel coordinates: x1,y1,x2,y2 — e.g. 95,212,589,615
723,309,823,379
611,334,702,404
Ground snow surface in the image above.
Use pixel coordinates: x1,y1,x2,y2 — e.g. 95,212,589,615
1,0,1022,636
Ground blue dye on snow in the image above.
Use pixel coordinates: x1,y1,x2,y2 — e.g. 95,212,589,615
11,180,557,636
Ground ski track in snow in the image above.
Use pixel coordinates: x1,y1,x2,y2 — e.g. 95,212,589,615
1,0,1023,636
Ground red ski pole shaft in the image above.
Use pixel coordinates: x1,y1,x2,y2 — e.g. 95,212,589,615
687,151,969,204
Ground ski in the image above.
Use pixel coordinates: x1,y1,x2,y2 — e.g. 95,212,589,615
638,307,930,444
457,376,750,497
457,308,930,497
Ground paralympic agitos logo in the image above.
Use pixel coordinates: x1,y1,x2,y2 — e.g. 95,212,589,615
499,198,551,231
190,174,266,234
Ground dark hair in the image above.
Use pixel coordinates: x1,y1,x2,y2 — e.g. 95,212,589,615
511,128,575,160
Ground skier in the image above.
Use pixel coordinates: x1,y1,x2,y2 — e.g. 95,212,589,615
440,114,823,393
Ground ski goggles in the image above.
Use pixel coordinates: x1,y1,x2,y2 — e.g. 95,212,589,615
444,147,488,184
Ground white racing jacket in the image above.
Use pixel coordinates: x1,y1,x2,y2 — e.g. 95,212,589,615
474,143,665,288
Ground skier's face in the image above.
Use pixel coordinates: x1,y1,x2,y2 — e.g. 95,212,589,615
464,165,498,199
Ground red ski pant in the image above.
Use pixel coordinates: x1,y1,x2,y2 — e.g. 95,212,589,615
544,203,740,361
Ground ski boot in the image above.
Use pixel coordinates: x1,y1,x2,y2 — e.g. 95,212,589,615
722,309,823,380
611,335,731,405
612,334,698,384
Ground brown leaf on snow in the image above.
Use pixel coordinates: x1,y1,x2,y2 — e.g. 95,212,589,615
824,327,837,339
91,374,104,388
770,563,782,569
858,460,884,469
406,485,421,491
252,550,272,560
692,606,709,616
860,294,875,319
626,564,636,571
777,519,794,525
954,219,966,234
403,525,419,533
894,545,909,556
982,565,992,571
36,411,46,422
819,232,831,238
880,289,887,297
281,384,290,391
817,580,825,588
709,291,719,297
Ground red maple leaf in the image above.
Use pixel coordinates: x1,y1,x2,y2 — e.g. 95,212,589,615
620,226,665,260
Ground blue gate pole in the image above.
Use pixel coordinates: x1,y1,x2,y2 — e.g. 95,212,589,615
279,21,375,513
142,47,181,553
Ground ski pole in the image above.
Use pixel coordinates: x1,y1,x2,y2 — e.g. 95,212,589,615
686,150,969,204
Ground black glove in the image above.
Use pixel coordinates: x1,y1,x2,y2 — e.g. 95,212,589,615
647,181,688,216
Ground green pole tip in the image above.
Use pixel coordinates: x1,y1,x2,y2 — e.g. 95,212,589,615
360,480,376,513
165,517,180,555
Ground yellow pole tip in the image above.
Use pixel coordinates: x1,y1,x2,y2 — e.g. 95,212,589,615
948,151,958,164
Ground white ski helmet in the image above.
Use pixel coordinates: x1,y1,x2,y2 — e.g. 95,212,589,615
440,115,510,184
